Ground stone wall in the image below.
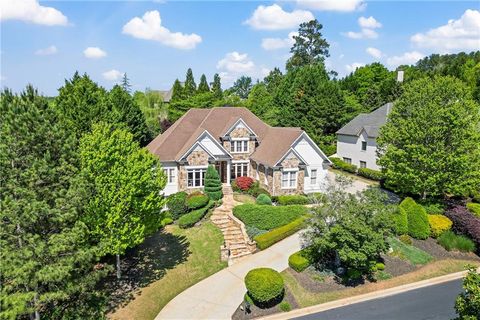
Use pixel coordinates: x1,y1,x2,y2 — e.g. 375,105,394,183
223,127,256,161
186,150,209,166
272,169,305,195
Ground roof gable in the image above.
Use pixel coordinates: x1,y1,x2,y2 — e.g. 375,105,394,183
336,103,392,138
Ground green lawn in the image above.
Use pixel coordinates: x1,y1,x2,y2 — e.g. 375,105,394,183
387,237,433,265
109,222,226,320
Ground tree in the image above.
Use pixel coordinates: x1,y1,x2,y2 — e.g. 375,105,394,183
231,76,253,99
377,76,480,198
455,265,480,320
198,74,210,93
79,122,167,279
133,89,166,136
204,165,223,200
263,67,283,94
184,68,197,97
286,19,330,70
211,73,223,100
108,85,151,145
246,83,277,125
171,79,185,101
121,73,131,93
0,86,109,319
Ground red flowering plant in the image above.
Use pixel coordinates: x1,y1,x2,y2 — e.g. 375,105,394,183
235,176,254,191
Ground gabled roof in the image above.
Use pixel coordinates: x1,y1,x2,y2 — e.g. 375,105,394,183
147,106,304,166
336,103,393,138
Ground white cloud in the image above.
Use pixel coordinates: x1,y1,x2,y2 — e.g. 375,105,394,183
122,10,202,50
345,62,365,73
411,9,480,52
366,47,382,58
0,0,68,26
35,45,57,56
245,4,314,30
217,52,255,73
102,69,124,81
83,47,107,59
344,28,378,39
387,51,425,67
358,16,382,29
262,32,298,50
297,0,365,12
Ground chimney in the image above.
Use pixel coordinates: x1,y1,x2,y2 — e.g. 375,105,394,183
397,70,404,83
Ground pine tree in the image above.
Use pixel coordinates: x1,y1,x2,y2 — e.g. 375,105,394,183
171,79,185,101
79,122,167,279
211,73,223,100
204,165,223,200
121,73,132,93
198,74,210,93
0,86,109,319
184,68,197,97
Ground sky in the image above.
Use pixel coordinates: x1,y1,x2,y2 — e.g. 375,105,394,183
1,0,479,96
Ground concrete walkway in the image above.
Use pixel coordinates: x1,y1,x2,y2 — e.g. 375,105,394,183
155,232,302,320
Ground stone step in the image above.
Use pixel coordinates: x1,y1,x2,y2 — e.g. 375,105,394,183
229,243,247,250
210,218,230,224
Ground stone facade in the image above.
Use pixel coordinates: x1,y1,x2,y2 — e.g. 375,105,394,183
272,169,305,195
281,154,300,169
224,127,257,161
186,150,209,166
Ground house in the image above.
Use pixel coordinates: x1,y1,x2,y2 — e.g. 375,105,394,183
335,103,392,171
147,107,332,196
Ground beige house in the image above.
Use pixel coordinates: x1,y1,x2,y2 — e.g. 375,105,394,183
147,107,331,196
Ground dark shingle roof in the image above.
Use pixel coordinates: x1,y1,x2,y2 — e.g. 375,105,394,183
336,103,393,138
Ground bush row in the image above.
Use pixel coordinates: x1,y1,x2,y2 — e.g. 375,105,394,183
186,192,210,210
232,178,271,198
329,157,357,174
254,217,305,250
233,204,306,230
445,205,480,251
357,167,384,181
288,249,311,272
177,200,214,228
329,157,383,181
274,195,309,205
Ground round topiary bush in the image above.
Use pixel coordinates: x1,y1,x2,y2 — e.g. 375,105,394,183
186,192,209,210
256,194,272,205
245,268,284,307
167,191,188,219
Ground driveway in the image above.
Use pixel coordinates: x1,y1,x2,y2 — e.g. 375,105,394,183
326,170,373,194
293,279,463,320
155,232,302,319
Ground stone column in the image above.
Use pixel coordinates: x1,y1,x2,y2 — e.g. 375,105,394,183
226,160,231,184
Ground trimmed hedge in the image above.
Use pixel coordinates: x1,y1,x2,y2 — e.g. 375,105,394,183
400,197,430,239
437,230,475,252
467,202,480,218
204,165,223,201
178,200,214,228
233,204,306,230
357,167,383,181
245,268,284,306
428,214,452,238
256,194,272,205
445,205,480,251
393,206,408,235
329,157,357,174
276,195,309,205
186,192,209,210
167,192,188,219
254,217,305,250
288,250,311,272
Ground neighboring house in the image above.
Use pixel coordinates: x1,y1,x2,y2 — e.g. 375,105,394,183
147,107,331,196
336,103,392,171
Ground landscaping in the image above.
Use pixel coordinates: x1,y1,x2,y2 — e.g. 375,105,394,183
167,190,217,229
329,157,383,181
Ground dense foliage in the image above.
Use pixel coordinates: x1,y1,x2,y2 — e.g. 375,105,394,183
204,165,223,200
445,205,480,251
393,207,408,235
357,168,383,181
467,202,480,218
400,197,430,239
233,204,306,230
186,192,210,210
254,217,306,250
437,231,475,253
427,214,453,238
455,266,480,320
167,192,189,219
177,201,214,229
256,194,272,205
276,194,309,205
330,157,357,174
245,268,284,306
288,250,311,272
235,176,254,191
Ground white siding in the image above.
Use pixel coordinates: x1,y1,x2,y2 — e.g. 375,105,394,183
292,137,329,193
336,131,380,170
161,162,178,196
199,135,227,157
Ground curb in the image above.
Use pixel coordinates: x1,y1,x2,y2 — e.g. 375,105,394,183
256,269,476,320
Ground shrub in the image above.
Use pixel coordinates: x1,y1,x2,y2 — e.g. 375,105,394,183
279,302,291,312
400,197,430,239
428,214,453,238
247,181,259,196
437,231,476,252
231,179,240,192
393,206,408,235
236,177,254,191
233,204,306,230
186,193,209,210
375,262,385,271
178,201,214,228
467,202,480,218
256,194,272,205
399,234,412,245
245,268,284,306
357,167,383,181
288,250,311,272
445,205,480,250
419,201,445,215
245,225,267,239
167,192,188,219
204,165,223,200
160,217,174,226
254,217,305,250
329,157,357,174
471,190,480,203
277,195,309,205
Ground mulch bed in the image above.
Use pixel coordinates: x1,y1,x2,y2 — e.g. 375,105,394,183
231,288,299,320
286,268,347,292
381,254,417,277
411,238,480,261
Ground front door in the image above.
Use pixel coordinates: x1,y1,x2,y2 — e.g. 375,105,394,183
215,161,227,183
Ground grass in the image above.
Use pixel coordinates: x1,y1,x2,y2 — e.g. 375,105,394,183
283,259,479,308
387,237,433,265
328,168,379,186
438,231,476,252
233,193,256,204
109,222,227,320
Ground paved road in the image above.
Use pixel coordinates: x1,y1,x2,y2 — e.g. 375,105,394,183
293,279,463,320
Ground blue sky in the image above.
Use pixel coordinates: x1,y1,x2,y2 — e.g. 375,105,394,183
1,1,479,96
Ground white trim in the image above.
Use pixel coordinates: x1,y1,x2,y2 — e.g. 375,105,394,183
231,160,249,163
275,147,307,167
200,130,232,158
223,118,258,138
292,132,332,165
230,139,249,154
186,167,207,188
282,167,299,172
178,130,232,161
281,170,298,189
231,161,249,179
185,165,208,169
179,141,215,161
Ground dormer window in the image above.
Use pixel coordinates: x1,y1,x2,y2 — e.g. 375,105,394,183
231,139,249,153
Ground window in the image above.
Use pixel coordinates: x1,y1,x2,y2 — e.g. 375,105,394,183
360,161,367,168
343,157,352,164
230,139,249,153
163,168,176,184
282,170,297,189
231,162,248,179
310,169,317,185
361,141,367,151
187,168,206,188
